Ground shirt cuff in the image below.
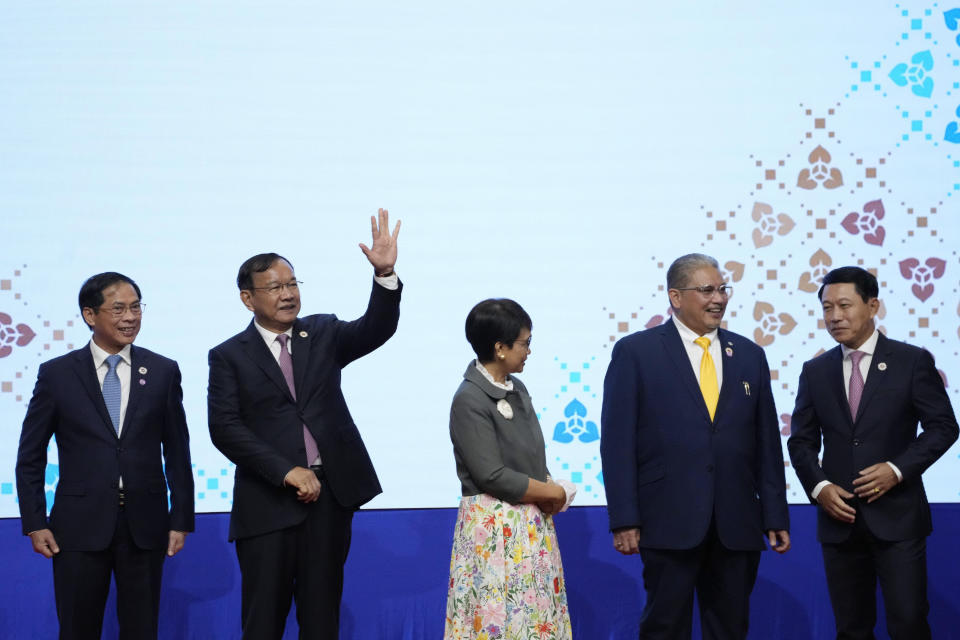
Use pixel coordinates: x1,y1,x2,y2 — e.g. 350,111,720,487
811,480,831,500
886,461,903,482
374,273,399,290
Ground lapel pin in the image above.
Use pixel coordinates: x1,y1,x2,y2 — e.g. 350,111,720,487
299,331,308,338
742,381,751,396
877,362,887,371
139,379,146,386
138,366,147,375
725,347,734,357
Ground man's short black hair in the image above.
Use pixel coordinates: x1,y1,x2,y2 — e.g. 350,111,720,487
818,266,879,302
237,253,293,290
465,299,532,363
78,272,142,331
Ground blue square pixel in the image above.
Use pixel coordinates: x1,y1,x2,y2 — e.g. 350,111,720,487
569,372,581,383
860,71,871,81
912,120,923,131
911,19,922,29
0,483,12,495
571,472,583,483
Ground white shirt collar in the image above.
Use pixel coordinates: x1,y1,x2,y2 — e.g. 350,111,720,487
841,328,879,359
475,359,514,391
253,319,293,345
673,315,719,344
89,340,132,368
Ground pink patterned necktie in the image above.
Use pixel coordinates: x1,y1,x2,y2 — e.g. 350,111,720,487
276,334,321,465
848,350,865,421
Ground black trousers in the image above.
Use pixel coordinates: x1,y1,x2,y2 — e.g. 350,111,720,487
235,469,355,640
821,515,929,640
637,523,761,640
52,507,166,640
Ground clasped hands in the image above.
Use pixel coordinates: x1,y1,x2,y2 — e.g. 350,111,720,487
817,462,900,523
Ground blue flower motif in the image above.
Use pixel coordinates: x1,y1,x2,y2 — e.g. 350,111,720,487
552,398,600,443
888,50,934,98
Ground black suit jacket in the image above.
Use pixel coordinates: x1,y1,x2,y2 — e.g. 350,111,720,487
16,345,195,551
788,332,958,543
207,279,401,541
600,321,789,551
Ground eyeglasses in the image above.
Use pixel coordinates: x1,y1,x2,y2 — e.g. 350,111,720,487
97,303,146,318
251,281,302,296
673,284,733,298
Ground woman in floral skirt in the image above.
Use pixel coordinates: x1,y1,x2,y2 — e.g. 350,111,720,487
444,299,574,640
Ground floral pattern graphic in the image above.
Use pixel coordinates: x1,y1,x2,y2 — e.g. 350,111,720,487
751,202,796,248
797,145,843,190
898,257,946,302
0,312,36,357
797,249,833,293
752,302,798,347
840,200,886,246
552,399,599,444
444,494,571,640
888,50,934,98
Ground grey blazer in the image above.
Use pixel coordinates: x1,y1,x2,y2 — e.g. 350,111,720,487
449,361,549,503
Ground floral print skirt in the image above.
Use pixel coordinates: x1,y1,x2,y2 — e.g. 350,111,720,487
444,493,572,640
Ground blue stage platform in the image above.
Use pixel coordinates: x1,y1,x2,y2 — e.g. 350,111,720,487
2,505,958,639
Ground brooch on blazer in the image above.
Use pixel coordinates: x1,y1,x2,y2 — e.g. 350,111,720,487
299,330,308,338
496,399,513,419
742,381,750,396
137,366,148,385
725,347,734,357
877,362,887,371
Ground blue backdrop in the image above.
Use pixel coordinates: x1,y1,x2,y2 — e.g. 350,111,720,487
2,505,959,639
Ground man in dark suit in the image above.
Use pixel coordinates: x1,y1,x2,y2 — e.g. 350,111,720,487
208,208,402,639
787,266,957,640
600,253,790,640
15,272,195,640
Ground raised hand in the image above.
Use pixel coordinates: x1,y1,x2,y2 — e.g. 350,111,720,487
359,208,401,275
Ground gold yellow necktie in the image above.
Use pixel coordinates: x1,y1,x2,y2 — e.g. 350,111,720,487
694,336,719,420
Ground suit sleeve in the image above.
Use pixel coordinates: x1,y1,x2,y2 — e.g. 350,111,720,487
162,363,195,533
787,362,828,502
889,349,959,480
600,340,642,530
15,363,56,535
334,278,402,367
208,348,298,487
755,351,790,530
449,395,529,503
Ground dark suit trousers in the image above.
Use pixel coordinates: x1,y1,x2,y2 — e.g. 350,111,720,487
637,521,761,640
235,467,354,640
821,514,930,640
52,507,165,640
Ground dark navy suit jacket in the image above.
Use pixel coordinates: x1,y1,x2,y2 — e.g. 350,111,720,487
16,344,194,551
600,320,789,551
788,332,958,543
207,280,401,541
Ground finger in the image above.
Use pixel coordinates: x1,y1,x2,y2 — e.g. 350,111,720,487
835,486,855,498
370,214,378,238
379,208,389,234
391,218,402,240
358,243,371,257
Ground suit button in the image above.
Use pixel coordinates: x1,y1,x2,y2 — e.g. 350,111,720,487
852,439,861,447
706,464,714,472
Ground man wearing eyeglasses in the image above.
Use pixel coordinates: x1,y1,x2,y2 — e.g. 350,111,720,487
208,209,401,639
15,272,194,640
601,253,790,639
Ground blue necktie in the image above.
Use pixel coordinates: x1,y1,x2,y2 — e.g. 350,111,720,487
103,354,123,435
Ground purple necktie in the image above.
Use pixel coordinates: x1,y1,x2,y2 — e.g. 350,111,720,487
276,334,320,465
848,350,865,421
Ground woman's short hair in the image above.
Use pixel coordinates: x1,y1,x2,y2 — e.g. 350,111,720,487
465,298,532,362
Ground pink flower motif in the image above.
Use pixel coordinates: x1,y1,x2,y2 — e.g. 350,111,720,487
840,200,886,246
523,590,537,607
0,312,37,358
478,601,506,627
779,414,791,436
899,257,946,302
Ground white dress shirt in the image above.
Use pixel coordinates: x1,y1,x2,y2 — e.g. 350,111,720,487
90,340,132,488
810,329,901,500
672,316,724,391
90,340,132,436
